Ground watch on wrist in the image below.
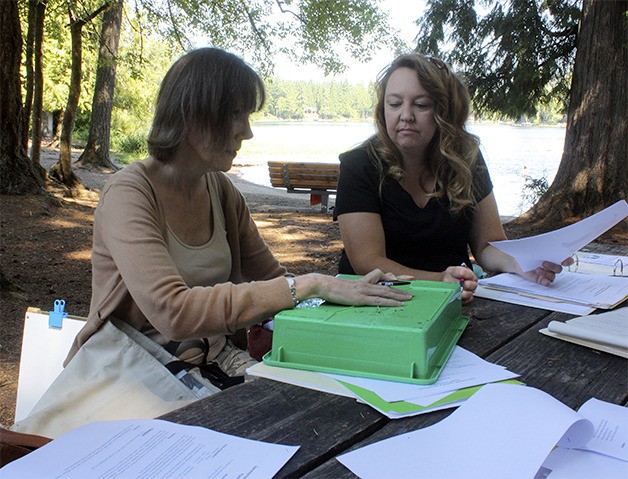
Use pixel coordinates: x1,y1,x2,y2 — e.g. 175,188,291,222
286,276,299,308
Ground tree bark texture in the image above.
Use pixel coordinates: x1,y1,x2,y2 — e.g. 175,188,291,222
76,0,123,171
30,0,47,166
0,0,44,195
21,0,36,152
518,0,627,228
55,6,83,188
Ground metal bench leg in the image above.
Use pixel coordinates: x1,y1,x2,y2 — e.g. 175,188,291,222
321,194,329,213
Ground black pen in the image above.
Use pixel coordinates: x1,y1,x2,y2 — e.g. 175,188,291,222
378,280,411,286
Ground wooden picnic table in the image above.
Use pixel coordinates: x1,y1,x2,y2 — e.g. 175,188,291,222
160,243,627,478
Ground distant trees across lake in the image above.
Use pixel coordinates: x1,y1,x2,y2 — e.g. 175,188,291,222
256,78,566,124
261,79,374,121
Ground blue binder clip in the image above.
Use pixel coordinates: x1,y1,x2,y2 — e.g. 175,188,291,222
49,299,68,329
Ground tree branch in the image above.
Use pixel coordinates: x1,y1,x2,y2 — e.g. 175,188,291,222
241,0,271,53
275,0,304,22
166,0,185,49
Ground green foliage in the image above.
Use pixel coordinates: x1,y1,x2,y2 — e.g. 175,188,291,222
136,0,401,77
416,0,581,118
114,132,147,156
518,172,549,213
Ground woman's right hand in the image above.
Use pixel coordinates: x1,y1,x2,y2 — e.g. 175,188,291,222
442,265,478,305
294,270,413,307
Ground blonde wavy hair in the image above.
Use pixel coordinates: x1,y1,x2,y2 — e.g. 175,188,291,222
368,53,480,214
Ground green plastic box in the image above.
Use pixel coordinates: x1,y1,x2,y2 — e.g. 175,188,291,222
263,279,469,384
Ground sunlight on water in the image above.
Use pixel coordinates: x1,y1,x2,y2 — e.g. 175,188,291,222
235,121,566,217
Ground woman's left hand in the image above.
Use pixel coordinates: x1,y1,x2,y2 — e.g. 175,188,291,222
518,258,574,286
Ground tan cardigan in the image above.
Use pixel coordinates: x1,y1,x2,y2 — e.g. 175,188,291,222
65,161,290,365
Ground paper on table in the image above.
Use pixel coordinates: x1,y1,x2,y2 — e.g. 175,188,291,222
489,200,628,271
0,419,299,479
576,398,628,461
337,383,595,479
246,361,355,398
338,379,522,419
479,271,628,309
474,283,596,315
539,398,628,478
326,346,519,404
247,348,519,419
539,448,628,479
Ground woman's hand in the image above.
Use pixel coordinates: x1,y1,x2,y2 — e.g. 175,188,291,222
295,270,413,307
517,258,574,286
442,265,478,305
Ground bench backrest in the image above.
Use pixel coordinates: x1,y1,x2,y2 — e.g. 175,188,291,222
268,161,339,191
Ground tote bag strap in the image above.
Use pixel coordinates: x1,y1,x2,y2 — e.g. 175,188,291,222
165,360,244,390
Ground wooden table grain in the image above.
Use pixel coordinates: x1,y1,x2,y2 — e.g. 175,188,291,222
160,243,628,479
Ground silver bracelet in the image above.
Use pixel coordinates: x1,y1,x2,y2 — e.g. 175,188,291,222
286,276,299,307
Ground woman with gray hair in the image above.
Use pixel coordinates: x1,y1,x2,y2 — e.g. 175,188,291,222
65,47,411,379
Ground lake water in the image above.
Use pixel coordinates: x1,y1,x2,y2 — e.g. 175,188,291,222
235,122,566,217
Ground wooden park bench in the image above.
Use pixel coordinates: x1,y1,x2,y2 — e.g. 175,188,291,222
267,161,340,212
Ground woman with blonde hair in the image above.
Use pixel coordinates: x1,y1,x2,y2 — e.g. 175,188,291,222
335,53,570,303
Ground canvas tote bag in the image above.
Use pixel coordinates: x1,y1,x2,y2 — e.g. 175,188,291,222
11,318,222,439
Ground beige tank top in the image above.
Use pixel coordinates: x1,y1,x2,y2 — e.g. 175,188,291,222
145,174,232,363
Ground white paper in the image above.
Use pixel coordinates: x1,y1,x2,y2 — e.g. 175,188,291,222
479,271,628,309
541,448,628,479
15,311,86,422
247,362,355,398
0,419,299,479
337,383,594,479
325,347,518,404
576,398,628,461
490,200,628,271
474,284,596,315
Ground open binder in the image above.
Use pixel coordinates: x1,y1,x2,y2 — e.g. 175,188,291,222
568,251,627,276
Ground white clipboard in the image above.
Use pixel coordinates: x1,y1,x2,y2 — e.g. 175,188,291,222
14,301,86,422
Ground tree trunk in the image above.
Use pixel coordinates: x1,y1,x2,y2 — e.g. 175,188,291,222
53,5,83,188
515,0,627,231
75,0,123,171
52,1,112,188
0,0,45,195
30,0,47,166
21,0,36,152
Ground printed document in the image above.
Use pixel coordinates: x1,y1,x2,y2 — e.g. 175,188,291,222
479,271,628,309
0,419,299,479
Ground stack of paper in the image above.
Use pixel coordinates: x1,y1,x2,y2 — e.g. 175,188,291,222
337,384,628,479
247,346,520,419
477,200,628,313
539,307,628,358
478,271,628,310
